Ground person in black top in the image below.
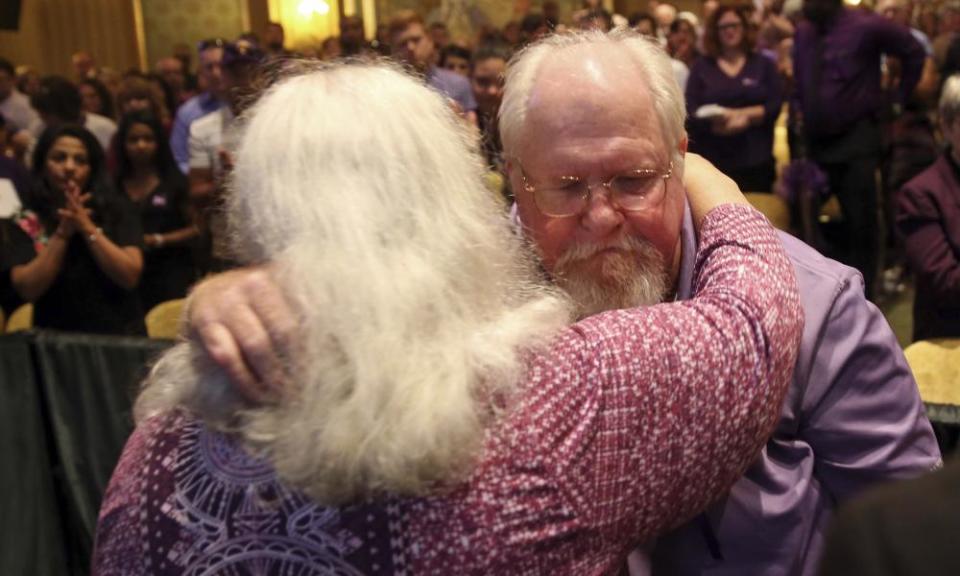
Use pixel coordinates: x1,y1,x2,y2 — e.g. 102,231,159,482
0,218,32,316
115,110,198,311
9,124,145,335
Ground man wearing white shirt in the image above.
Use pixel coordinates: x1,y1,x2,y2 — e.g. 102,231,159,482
29,76,116,152
0,58,40,136
188,43,263,272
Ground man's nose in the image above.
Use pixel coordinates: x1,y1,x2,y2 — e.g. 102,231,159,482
579,187,623,237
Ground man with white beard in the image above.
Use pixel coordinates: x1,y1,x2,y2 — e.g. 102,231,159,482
185,31,940,574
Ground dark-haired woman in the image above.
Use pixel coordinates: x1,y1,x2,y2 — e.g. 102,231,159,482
116,111,198,311
685,6,783,193
9,124,145,335
79,77,116,120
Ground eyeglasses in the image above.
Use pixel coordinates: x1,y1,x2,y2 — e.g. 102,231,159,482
519,161,673,218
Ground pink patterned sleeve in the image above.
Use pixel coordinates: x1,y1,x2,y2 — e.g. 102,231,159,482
91,416,171,575
508,204,802,547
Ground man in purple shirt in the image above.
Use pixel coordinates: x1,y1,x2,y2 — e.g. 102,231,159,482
643,206,941,576
388,10,477,125
180,30,941,575
793,0,925,300
170,38,226,173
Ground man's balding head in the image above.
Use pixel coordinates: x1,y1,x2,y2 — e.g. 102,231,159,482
502,32,688,315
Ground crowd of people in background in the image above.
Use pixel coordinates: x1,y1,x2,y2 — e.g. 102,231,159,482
0,0,955,574
0,0,958,342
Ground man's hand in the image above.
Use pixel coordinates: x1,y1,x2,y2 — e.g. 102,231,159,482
186,266,299,402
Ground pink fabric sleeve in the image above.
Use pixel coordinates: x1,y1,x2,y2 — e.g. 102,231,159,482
499,204,803,549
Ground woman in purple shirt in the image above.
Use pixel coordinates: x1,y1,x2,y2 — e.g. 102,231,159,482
685,5,783,193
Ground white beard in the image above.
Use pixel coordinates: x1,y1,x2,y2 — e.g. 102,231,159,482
553,236,668,318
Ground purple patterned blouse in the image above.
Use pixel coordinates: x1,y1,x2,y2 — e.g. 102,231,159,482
92,205,802,575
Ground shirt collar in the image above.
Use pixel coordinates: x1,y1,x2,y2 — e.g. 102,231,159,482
676,200,696,302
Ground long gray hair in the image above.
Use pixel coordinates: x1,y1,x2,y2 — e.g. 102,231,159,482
135,61,571,503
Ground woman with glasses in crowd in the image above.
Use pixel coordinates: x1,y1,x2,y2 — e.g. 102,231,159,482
7,124,144,334
115,110,198,312
685,5,783,193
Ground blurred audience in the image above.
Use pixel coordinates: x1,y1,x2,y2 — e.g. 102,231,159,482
520,13,551,45
389,10,477,124
897,74,960,341
439,44,472,77
170,38,225,173
78,77,115,120
654,2,678,44
262,21,293,59
0,58,40,137
686,5,782,192
188,42,263,273
116,75,170,130
31,76,117,152
320,36,342,60
668,17,700,67
71,50,99,82
115,111,197,311
579,8,613,32
794,0,924,300
10,124,143,335
154,56,191,107
0,113,29,206
470,42,510,177
339,15,374,57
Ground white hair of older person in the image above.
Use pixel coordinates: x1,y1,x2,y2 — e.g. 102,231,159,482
499,29,687,170
135,60,572,503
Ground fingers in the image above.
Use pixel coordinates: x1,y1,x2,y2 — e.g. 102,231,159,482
186,267,298,403
232,268,298,392
193,319,272,403
250,266,299,372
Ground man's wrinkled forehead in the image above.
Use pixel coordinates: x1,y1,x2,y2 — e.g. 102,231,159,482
524,45,660,140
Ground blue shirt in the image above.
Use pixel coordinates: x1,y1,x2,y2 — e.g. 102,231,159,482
425,67,477,114
170,92,222,174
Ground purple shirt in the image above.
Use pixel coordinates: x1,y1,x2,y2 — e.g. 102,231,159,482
686,53,783,171
643,207,942,576
425,67,477,113
170,92,222,174
793,9,924,138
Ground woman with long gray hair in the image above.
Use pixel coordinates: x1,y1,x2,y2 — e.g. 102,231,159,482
93,60,802,574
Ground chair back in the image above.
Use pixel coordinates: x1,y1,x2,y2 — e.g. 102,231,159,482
5,303,33,333
745,192,791,232
145,298,185,339
904,339,960,407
